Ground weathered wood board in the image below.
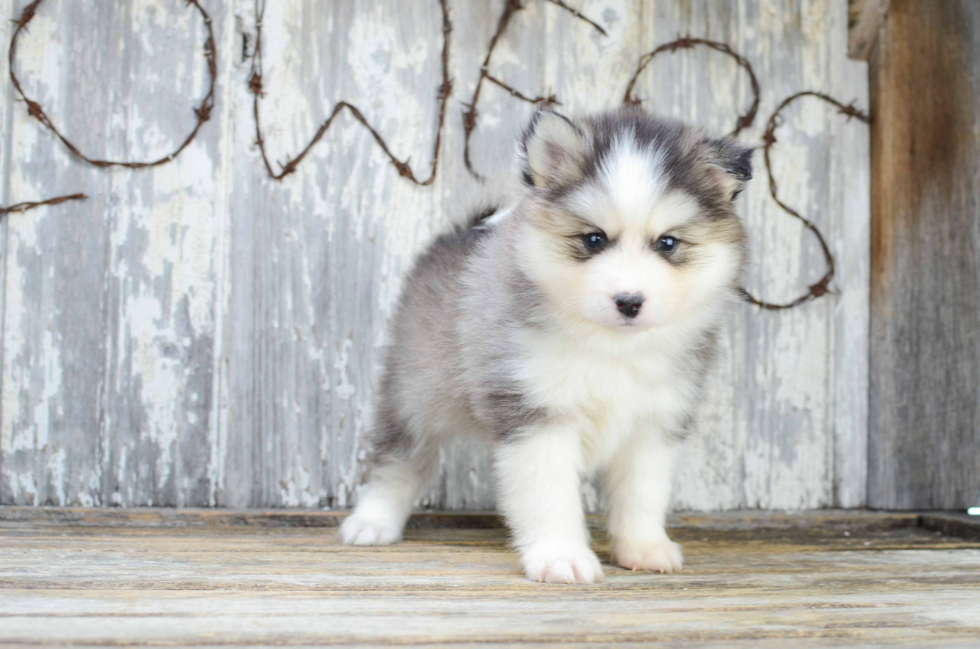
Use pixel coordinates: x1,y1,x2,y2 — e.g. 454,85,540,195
868,0,980,510
1,511,979,646
0,0,870,511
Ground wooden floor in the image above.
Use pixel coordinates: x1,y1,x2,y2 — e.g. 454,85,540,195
1,509,979,647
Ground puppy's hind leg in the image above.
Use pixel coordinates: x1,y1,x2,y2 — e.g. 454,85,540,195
341,415,436,546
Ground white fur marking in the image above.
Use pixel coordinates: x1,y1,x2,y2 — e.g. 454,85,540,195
494,424,604,584
479,205,514,229
604,434,683,572
341,461,427,546
599,135,667,225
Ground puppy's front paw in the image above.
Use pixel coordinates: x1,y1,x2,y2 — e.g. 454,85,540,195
340,513,403,546
612,539,683,573
521,541,605,584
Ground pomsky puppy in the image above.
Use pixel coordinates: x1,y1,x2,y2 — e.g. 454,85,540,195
341,106,752,584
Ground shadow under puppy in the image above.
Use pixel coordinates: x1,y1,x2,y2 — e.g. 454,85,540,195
342,106,752,584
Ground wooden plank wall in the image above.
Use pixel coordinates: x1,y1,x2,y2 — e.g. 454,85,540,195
868,0,980,510
0,0,870,511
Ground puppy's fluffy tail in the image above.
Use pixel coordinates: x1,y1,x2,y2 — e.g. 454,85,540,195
446,174,519,231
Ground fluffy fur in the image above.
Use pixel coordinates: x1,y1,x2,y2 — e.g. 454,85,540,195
341,106,752,584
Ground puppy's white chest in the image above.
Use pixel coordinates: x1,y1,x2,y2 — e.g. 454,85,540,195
520,336,691,460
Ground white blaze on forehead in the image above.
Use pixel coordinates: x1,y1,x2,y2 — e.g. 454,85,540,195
599,134,668,225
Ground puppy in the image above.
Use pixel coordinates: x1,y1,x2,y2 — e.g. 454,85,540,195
341,106,752,584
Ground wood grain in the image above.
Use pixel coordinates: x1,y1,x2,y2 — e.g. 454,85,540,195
0,505,932,531
868,0,980,510
0,512,978,646
0,0,871,512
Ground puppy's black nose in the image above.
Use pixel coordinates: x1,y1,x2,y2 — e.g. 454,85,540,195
614,293,644,319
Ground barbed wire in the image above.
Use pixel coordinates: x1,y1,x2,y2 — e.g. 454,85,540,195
8,0,216,169
5,1,869,311
462,0,606,181
742,91,871,310
623,36,761,138
247,0,452,183
0,194,87,219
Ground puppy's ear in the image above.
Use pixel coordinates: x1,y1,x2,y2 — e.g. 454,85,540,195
703,138,754,200
518,107,587,189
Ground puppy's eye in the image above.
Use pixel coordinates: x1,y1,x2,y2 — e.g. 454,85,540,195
584,232,607,251
656,235,677,254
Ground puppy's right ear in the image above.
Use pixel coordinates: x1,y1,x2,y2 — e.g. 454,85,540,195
518,107,587,189
702,137,754,201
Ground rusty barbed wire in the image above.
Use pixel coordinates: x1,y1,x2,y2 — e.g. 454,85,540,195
248,0,452,183
8,0,216,169
463,0,606,181
5,1,868,312
623,37,761,138
741,91,871,310
0,193,87,219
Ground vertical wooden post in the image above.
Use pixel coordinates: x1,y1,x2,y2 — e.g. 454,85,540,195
869,0,980,509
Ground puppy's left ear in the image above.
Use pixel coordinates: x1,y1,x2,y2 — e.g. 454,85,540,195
518,107,587,189
703,138,754,200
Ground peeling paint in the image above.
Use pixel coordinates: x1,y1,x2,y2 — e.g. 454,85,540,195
0,0,869,512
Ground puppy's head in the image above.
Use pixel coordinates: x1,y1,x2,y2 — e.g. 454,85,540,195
514,106,751,332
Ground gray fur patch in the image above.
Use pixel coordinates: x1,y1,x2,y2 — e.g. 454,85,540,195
368,404,414,465
669,328,721,442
